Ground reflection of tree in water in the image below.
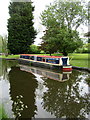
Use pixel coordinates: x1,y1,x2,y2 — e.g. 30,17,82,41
0,60,8,80
0,59,18,80
8,67,38,119
42,70,90,118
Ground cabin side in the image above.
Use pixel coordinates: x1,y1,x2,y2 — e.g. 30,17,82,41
19,54,70,66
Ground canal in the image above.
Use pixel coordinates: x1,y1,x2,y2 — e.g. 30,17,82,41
0,59,90,119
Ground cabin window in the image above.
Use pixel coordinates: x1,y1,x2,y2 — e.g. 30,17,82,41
46,58,59,64
55,60,59,64
20,55,23,58
30,56,34,60
20,55,29,59
37,57,42,61
24,56,29,59
42,58,45,62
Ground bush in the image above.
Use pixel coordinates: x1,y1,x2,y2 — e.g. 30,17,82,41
40,50,45,54
29,44,40,54
75,43,90,53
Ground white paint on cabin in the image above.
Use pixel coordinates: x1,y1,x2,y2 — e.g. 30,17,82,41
67,57,69,65
61,56,70,66
34,56,37,61
20,55,71,66
59,58,62,65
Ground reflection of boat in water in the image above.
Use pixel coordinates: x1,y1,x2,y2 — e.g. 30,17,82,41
19,65,72,82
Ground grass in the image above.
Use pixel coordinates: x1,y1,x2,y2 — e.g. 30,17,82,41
0,53,89,68
0,54,20,59
69,53,90,68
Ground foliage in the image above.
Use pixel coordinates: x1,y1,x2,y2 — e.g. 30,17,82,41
40,40,58,55
40,26,83,56
0,35,2,53
40,0,87,56
76,43,90,53
40,50,45,54
29,44,40,54
7,2,36,54
2,36,8,55
0,35,8,55
41,0,88,29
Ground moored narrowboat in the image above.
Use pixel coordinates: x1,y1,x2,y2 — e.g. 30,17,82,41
18,54,72,71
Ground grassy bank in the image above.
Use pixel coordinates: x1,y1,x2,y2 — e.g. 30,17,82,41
53,53,89,68
0,54,20,59
69,53,89,68
0,53,89,68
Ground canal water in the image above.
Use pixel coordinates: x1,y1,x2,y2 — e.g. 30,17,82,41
0,59,90,119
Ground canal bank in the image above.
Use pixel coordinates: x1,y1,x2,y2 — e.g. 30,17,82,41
72,66,90,73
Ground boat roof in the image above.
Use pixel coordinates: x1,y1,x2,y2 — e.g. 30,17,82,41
20,54,63,58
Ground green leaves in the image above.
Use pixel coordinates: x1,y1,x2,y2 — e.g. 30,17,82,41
8,2,36,54
29,44,40,54
41,0,87,30
40,0,86,56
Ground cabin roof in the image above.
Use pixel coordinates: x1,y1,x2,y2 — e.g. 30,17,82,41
20,54,63,58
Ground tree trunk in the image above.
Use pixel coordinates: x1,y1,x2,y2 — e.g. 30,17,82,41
88,38,90,43
50,52,52,56
63,49,68,56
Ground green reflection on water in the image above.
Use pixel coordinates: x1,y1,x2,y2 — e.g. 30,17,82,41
42,70,90,118
8,66,38,119
0,59,90,119
0,104,8,119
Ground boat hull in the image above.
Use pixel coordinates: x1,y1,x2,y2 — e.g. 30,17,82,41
62,65,72,71
18,59,62,71
18,58,72,72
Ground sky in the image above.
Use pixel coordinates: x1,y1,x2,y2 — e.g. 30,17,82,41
0,0,89,45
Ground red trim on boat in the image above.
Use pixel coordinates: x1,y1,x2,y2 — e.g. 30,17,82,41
62,68,72,71
20,54,62,58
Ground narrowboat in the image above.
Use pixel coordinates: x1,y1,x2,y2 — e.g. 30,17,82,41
18,54,72,71
20,65,71,82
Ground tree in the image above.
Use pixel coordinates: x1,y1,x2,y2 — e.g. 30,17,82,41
2,35,8,55
0,35,8,55
29,44,40,54
40,26,62,55
40,0,87,56
76,43,90,53
40,25,83,56
7,1,36,54
0,35,2,53
40,41,56,55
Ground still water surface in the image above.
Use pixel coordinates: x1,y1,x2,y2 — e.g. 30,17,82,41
0,59,90,119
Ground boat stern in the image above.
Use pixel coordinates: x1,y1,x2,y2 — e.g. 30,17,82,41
62,65,72,71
